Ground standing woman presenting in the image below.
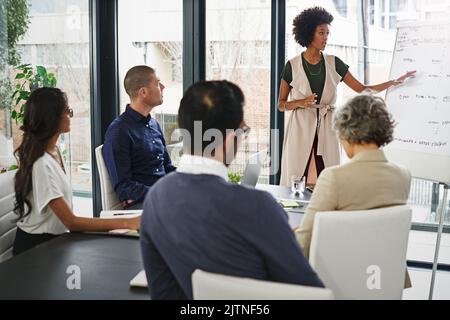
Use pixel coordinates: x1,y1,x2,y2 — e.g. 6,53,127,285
279,7,415,187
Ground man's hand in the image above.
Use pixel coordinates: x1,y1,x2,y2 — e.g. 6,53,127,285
121,200,135,209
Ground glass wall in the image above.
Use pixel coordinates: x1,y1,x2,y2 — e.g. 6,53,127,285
286,0,360,110
118,0,183,165
0,0,448,252
0,0,92,216
284,0,450,232
285,0,360,167
206,0,272,184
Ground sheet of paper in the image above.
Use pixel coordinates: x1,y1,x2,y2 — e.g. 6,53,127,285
130,270,148,288
278,200,301,208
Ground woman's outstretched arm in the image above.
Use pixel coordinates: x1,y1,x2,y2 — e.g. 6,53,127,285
343,70,416,93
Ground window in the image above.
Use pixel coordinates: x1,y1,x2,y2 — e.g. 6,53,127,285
370,0,375,25
0,0,92,216
118,0,183,164
333,0,348,17
286,1,359,125
29,0,88,14
285,0,450,234
206,0,272,184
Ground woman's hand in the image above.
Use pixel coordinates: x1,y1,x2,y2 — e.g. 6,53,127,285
300,94,318,108
393,70,416,85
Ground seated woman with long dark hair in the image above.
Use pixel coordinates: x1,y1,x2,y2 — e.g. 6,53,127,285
13,87,140,255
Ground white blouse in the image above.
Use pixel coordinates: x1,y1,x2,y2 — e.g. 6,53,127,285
17,152,72,235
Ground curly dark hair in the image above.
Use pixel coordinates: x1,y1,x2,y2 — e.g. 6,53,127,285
292,7,334,47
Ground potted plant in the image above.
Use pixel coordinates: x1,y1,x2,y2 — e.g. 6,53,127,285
0,65,59,172
0,164,17,174
228,171,242,184
0,0,30,170
11,64,57,125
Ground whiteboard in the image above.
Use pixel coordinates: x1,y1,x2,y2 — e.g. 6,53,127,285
384,21,450,184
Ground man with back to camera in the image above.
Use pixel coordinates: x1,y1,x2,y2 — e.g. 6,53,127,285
103,66,176,210
140,80,324,300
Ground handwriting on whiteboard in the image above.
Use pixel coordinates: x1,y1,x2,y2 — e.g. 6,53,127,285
386,23,450,157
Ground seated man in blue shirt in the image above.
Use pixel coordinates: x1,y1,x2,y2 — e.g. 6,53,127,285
140,80,324,300
103,66,176,209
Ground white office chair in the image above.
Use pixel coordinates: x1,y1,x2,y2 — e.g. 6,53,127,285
309,205,412,300
192,269,334,300
0,170,17,263
95,145,121,210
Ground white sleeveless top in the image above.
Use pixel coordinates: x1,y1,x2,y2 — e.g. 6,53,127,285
280,53,343,186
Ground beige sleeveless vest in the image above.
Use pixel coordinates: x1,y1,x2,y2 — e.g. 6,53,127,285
280,53,342,186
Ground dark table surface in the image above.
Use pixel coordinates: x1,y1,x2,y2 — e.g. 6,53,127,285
0,233,149,300
0,185,311,299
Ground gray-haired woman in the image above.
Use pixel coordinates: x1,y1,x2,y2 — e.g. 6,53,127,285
294,94,412,287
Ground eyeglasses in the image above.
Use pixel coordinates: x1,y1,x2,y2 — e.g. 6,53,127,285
236,123,251,139
242,124,251,136
65,108,74,118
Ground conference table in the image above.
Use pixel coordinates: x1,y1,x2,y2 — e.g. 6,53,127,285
0,184,309,300
256,183,311,227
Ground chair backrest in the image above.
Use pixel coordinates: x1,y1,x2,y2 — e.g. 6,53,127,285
309,205,412,300
0,170,17,263
95,145,121,210
192,269,334,300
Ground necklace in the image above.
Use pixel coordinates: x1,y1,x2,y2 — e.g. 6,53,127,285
304,59,322,76
303,53,323,76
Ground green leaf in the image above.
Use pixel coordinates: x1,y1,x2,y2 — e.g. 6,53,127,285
36,66,47,77
7,165,18,171
15,73,25,79
11,110,17,119
227,172,242,183
19,91,29,100
16,64,31,69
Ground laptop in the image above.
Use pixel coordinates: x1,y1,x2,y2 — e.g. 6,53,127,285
241,150,267,187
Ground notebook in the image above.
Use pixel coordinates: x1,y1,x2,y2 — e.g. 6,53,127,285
130,270,148,288
100,210,142,217
278,199,308,213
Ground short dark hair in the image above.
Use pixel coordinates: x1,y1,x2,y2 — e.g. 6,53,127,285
124,65,155,99
178,80,244,154
292,7,333,47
